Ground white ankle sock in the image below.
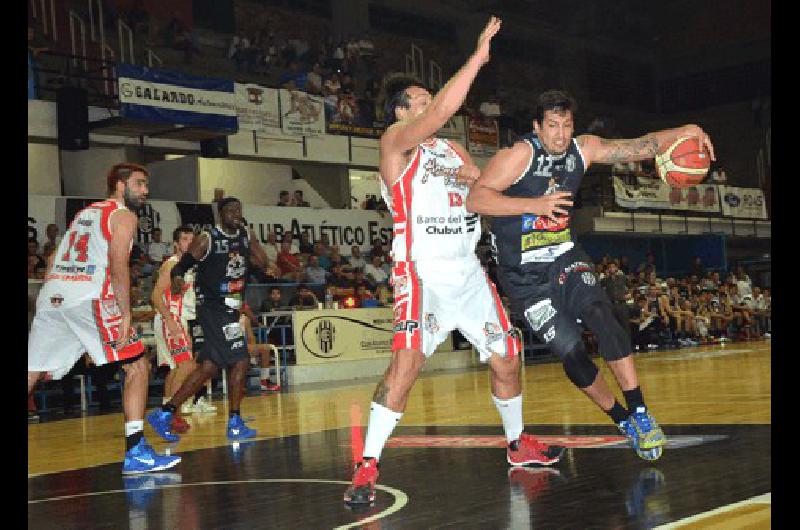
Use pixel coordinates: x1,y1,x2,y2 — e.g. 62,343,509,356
260,368,269,379
362,402,403,460
125,420,144,437
492,394,524,443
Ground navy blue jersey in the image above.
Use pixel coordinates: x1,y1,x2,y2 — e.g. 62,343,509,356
195,226,250,309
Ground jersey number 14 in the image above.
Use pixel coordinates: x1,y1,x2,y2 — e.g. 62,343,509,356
61,231,91,262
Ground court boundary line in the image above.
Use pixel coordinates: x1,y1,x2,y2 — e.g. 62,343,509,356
28,478,408,529
654,492,771,529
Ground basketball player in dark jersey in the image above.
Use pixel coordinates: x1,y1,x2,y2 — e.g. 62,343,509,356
467,90,715,460
147,197,269,442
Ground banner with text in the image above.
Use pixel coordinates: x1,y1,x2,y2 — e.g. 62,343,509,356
234,83,281,135
613,176,721,213
29,196,392,257
324,93,384,138
279,89,325,136
293,308,394,364
719,186,768,219
117,63,237,131
467,116,499,156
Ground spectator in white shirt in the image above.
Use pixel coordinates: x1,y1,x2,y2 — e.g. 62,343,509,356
479,94,501,117
146,228,171,264
304,255,328,286
264,232,279,265
306,63,324,95
347,245,366,270
364,255,389,288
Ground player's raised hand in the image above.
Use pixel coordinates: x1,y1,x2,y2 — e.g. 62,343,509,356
457,163,481,185
474,16,502,66
681,124,716,162
527,191,573,218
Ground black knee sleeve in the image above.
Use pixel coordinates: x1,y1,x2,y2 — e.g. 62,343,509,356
580,300,632,361
560,340,599,389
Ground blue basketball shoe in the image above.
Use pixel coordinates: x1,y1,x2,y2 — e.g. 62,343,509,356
619,406,666,461
146,408,181,443
227,414,257,441
122,438,182,474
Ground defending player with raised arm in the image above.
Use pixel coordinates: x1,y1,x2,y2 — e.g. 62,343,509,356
344,18,567,508
466,90,715,461
28,163,180,474
147,198,270,443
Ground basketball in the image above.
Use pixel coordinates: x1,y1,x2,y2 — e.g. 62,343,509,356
655,136,711,188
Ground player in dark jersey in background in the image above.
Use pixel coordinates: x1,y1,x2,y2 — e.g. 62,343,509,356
147,197,269,442
467,90,715,460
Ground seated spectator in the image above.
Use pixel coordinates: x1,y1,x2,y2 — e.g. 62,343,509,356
146,228,171,265
260,286,287,312
323,72,342,97
298,232,314,255
282,233,300,254
369,241,385,259
313,242,331,270
364,255,389,288
329,246,345,269
381,253,392,277
306,63,324,95
280,61,308,91
479,93,501,117
305,255,328,285
277,190,291,206
27,238,46,279
239,305,280,391
638,252,657,276
292,190,310,207
42,223,61,252
691,256,706,279
630,295,660,350
290,284,318,309
264,232,279,264
277,240,302,280
347,245,367,270
709,291,734,341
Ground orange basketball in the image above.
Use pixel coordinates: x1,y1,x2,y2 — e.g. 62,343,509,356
655,136,711,188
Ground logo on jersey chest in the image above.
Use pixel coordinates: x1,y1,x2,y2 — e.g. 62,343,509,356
226,252,246,279
421,158,462,186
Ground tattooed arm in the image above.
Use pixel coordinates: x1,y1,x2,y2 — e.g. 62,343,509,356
577,124,715,169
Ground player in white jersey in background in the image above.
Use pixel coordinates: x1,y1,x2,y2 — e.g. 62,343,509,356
344,17,565,507
152,225,197,434
28,163,180,474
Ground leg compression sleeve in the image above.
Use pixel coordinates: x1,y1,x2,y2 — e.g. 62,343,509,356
579,300,632,362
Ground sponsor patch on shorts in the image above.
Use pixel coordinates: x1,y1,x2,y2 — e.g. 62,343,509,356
524,299,557,332
222,322,243,341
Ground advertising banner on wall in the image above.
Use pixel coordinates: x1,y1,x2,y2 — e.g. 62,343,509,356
29,196,393,256
234,83,281,135
117,63,237,132
324,93,384,138
293,308,394,364
612,177,721,213
467,116,499,156
279,89,325,136
719,186,768,219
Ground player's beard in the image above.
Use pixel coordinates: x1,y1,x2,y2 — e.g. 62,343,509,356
123,185,145,210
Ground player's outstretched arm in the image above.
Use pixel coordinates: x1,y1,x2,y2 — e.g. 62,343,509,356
578,124,715,167
381,16,501,154
466,142,574,217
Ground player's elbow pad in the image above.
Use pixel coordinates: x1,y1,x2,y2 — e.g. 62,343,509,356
171,252,198,279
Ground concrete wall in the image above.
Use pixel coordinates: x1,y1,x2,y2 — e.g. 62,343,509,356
28,143,61,195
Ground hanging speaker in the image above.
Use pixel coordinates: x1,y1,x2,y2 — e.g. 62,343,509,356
200,136,229,158
57,86,89,151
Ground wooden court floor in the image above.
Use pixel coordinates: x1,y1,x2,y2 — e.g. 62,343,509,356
28,341,771,528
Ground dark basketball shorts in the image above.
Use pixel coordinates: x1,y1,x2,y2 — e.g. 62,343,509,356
498,246,610,351
194,305,248,368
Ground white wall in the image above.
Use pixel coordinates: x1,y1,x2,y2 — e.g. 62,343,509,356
60,146,127,197
349,169,382,208
28,143,61,195
197,158,329,207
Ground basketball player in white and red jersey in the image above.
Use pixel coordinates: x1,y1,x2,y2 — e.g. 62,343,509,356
344,17,565,507
28,163,180,474
152,225,197,433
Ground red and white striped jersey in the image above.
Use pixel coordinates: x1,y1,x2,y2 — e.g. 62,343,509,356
380,137,481,263
37,200,129,310
160,255,196,320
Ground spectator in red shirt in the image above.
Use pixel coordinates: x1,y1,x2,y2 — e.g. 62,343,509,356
277,240,302,280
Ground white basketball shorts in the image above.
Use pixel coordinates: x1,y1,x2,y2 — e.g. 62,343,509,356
391,259,521,361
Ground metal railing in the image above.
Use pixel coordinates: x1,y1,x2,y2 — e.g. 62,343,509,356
146,48,162,68
68,10,87,71
429,60,442,91
118,19,134,64
30,0,57,41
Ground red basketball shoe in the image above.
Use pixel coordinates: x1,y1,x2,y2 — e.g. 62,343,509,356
171,414,191,433
507,433,565,466
343,457,379,506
